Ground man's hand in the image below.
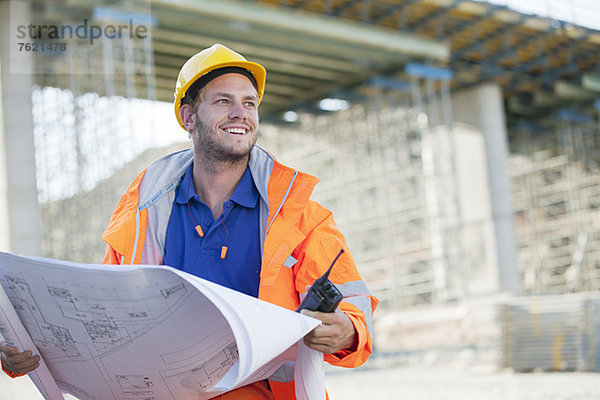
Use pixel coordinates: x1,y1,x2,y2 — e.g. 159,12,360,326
301,309,357,354
0,343,40,374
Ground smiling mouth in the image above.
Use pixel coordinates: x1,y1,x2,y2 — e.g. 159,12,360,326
224,127,248,135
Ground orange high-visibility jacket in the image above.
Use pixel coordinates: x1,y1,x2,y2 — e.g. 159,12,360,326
102,145,378,399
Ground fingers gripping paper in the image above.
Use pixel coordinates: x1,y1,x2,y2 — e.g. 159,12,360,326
0,252,324,400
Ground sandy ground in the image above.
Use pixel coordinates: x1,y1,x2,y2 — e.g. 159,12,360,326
2,364,599,400
325,365,600,400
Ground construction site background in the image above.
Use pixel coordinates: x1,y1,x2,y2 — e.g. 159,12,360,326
30,80,600,374
2,0,600,398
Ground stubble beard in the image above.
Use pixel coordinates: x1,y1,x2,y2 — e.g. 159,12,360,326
193,117,257,172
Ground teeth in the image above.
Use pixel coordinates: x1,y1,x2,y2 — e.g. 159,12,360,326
226,128,246,134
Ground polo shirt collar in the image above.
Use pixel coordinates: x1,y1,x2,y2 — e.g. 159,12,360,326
175,165,197,205
175,164,259,208
230,165,259,208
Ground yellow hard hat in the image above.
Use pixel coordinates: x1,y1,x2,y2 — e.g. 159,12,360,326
173,43,266,129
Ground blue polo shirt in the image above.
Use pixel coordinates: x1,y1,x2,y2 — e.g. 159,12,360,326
163,164,262,297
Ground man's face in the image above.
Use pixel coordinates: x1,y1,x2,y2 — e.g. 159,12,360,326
191,73,259,164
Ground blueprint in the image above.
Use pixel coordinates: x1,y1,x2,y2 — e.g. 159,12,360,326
0,252,322,400
0,280,63,400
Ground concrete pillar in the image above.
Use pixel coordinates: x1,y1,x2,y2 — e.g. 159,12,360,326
452,83,520,294
0,0,42,256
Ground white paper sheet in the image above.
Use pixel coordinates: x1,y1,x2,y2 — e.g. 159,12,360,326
294,340,326,400
0,252,322,400
0,283,64,400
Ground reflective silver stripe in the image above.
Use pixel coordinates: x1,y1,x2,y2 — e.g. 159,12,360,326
141,189,177,265
336,280,376,342
248,145,273,208
258,201,268,255
248,145,275,256
343,295,374,342
138,148,193,209
337,279,374,298
283,255,298,268
130,209,141,264
120,255,125,265
266,171,297,234
269,361,295,383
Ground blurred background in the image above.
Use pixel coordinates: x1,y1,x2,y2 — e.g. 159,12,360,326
1,0,599,398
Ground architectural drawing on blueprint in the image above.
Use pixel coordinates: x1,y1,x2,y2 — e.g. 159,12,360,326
0,254,322,400
0,266,236,399
2,274,190,363
167,341,239,393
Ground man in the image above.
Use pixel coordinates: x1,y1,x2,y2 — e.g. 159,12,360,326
1,43,378,399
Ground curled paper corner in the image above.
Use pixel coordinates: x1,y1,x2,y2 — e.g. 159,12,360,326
294,340,326,400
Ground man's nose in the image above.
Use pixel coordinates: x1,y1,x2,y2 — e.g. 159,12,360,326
228,101,246,120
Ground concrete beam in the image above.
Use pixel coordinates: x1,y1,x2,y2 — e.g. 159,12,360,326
582,74,600,92
153,0,450,61
533,90,563,108
555,80,598,101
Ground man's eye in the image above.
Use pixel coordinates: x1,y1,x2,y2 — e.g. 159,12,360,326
217,99,229,104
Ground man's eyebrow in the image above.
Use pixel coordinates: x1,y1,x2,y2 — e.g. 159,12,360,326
213,92,258,101
213,92,233,98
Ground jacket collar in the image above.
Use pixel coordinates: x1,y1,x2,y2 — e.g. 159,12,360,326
103,144,319,263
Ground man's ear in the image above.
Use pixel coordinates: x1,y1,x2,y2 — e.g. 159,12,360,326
180,104,196,131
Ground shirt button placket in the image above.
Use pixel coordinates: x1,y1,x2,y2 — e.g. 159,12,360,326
224,202,232,219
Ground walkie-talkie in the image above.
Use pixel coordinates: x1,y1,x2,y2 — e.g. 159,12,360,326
296,249,344,313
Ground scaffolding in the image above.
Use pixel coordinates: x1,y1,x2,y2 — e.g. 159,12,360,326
509,113,600,294
26,8,600,315
31,46,600,311
259,74,466,310
31,13,163,263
